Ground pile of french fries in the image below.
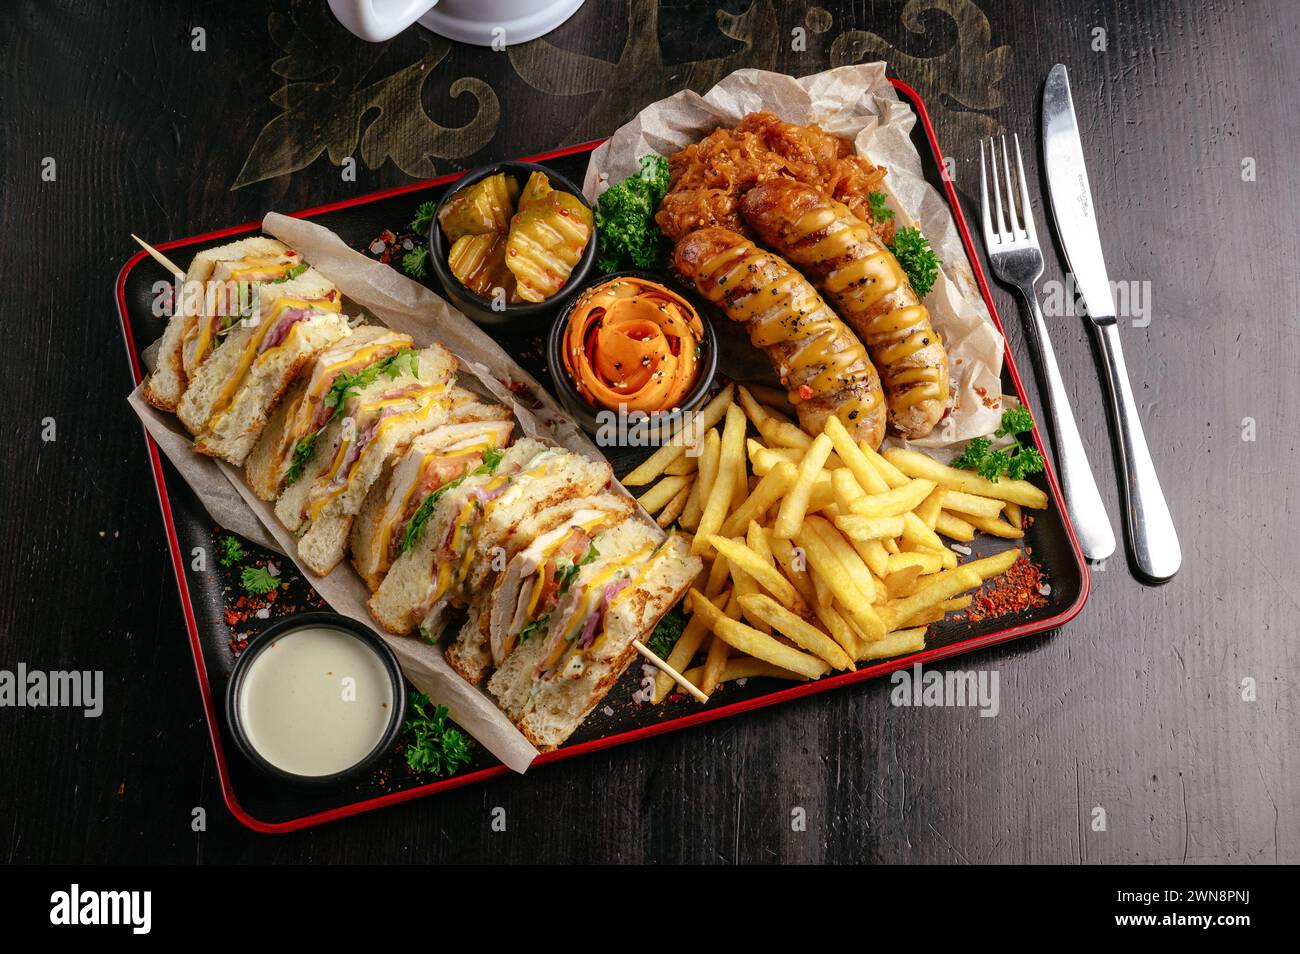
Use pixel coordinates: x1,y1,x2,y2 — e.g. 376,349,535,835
626,384,1050,703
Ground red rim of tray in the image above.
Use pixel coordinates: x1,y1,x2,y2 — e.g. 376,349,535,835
115,79,1089,834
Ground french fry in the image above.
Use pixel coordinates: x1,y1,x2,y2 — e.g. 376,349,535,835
898,595,974,628
654,590,727,703
688,588,831,680
727,553,768,633
704,550,731,597
806,476,836,513
883,447,1049,509
809,518,883,605
1004,501,1023,529
761,418,814,450
810,563,833,608
935,511,976,542
678,475,703,531
637,475,689,514
682,656,810,687
850,478,936,517
885,550,946,576
746,521,774,565
752,445,844,469
813,596,861,659
680,428,719,531
859,439,909,488
621,442,686,488
622,384,733,486
962,512,1026,539
656,481,693,528
774,432,833,538
664,454,698,476
831,467,865,514
880,567,982,631
824,416,891,494
706,534,809,617
915,486,946,529
883,564,924,599
834,513,905,542
795,519,886,640
700,591,742,695
744,383,794,413
736,385,769,430
857,627,926,662
720,460,797,537
901,511,947,552
940,489,1005,519
897,539,957,568
693,411,742,555
945,548,1021,582
769,535,817,603
738,594,855,670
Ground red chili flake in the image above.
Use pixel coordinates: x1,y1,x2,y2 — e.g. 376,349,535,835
957,552,1048,623
224,610,242,626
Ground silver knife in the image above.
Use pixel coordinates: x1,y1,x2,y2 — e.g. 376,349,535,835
1042,64,1181,580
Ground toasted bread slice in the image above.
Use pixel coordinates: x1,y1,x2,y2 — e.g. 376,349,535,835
177,269,339,436
367,438,551,638
243,327,414,501
143,236,295,411
515,532,699,750
485,519,663,721
349,412,515,592
289,346,460,575
442,459,618,685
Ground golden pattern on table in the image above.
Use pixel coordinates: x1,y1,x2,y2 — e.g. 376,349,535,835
827,0,1009,155
507,0,779,145
233,0,500,190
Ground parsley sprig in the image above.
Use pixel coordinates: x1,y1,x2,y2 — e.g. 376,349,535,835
240,565,281,595
952,406,1045,482
868,190,895,224
401,246,430,279
400,202,438,279
646,606,687,659
403,693,473,777
219,536,246,567
410,201,437,234
887,225,941,298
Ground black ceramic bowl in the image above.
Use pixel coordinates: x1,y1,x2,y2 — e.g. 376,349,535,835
225,612,406,788
547,270,719,442
429,160,597,327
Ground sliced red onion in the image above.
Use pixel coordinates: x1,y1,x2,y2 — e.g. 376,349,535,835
258,307,312,354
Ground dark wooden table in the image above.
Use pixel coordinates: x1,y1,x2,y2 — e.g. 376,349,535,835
2,0,1297,864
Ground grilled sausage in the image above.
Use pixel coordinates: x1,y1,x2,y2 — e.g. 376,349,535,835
674,227,886,447
741,179,950,439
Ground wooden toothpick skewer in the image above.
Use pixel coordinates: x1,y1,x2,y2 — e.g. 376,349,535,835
632,639,709,703
131,234,185,278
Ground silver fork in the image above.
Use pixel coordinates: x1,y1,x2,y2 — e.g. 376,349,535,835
979,135,1116,561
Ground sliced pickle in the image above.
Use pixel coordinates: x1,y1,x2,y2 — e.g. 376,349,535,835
518,171,552,211
505,191,594,302
448,233,516,299
438,173,520,243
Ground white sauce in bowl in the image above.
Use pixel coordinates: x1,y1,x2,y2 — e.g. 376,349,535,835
237,626,396,777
